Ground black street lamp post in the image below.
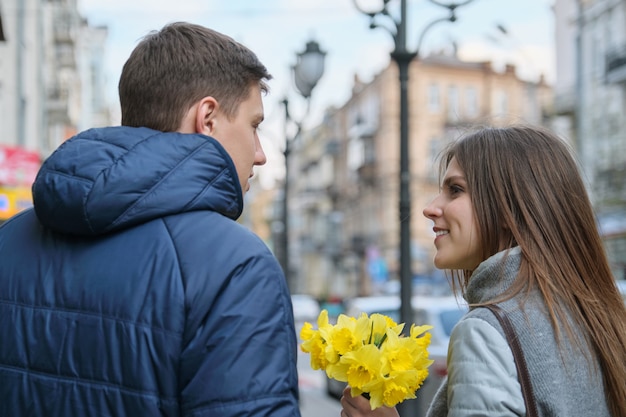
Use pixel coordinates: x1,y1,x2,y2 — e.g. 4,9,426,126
280,40,326,292
351,0,476,415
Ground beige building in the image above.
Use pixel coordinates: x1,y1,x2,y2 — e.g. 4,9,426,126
240,181,278,249
289,52,552,298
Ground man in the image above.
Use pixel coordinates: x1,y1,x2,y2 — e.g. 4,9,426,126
0,22,300,416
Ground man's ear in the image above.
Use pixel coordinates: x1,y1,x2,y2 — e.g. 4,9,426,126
195,96,219,135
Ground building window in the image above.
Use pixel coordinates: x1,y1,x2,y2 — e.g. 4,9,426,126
494,90,508,115
447,85,459,121
427,137,443,181
465,86,478,118
428,83,440,113
347,133,376,171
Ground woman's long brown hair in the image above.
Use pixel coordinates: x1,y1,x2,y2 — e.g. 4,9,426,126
441,125,626,416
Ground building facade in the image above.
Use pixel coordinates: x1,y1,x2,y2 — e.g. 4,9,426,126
554,0,626,281
0,0,110,156
0,0,110,222
288,53,552,298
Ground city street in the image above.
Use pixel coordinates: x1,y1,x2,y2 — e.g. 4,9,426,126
298,347,342,417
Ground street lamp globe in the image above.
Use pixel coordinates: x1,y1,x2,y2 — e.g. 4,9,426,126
293,40,326,99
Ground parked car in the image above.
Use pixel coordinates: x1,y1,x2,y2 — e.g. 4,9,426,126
291,294,321,333
319,296,345,324
325,295,468,416
617,280,626,304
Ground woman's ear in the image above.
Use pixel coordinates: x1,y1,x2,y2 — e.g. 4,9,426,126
195,96,219,135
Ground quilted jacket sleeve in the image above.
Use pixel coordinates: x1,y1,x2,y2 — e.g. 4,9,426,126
446,317,525,417
169,214,300,417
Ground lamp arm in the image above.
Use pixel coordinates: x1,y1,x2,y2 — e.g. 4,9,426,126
428,0,476,8
282,98,291,122
415,14,457,57
283,96,309,151
417,0,476,56
352,0,398,38
369,16,399,38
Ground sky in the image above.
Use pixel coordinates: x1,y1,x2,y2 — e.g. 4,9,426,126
78,0,555,188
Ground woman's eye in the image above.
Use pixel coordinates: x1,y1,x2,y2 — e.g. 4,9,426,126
449,185,463,195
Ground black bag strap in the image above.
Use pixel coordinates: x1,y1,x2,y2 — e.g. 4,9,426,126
484,304,539,417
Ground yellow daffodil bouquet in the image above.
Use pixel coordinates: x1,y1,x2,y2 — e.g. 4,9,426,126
300,309,433,410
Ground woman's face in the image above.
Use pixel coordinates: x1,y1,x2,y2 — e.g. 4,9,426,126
423,157,482,271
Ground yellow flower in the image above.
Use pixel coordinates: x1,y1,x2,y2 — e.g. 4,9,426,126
380,328,414,372
339,344,384,389
328,315,357,354
300,321,314,342
324,317,376,383
300,310,335,370
379,370,418,408
299,324,327,370
369,313,402,346
410,324,433,338
300,309,433,410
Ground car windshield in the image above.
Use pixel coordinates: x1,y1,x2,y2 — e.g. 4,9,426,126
438,308,466,336
373,309,400,323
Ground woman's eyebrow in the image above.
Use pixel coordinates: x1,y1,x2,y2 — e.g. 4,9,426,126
443,175,465,186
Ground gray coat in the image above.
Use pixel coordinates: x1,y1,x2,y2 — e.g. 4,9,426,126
427,247,609,417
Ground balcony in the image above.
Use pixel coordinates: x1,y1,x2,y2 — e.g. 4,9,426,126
56,44,76,69
554,88,577,116
53,8,75,45
606,44,626,84
357,160,377,186
54,24,74,45
47,88,69,124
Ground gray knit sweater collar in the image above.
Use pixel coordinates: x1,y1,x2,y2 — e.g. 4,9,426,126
464,246,522,305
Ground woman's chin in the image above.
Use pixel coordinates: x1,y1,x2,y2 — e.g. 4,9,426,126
433,255,462,271
432,256,448,270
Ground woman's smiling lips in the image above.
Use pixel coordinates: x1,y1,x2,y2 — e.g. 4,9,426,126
433,227,449,241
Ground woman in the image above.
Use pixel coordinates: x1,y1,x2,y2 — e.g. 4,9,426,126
340,125,626,417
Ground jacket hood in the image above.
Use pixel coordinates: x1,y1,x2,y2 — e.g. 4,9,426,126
33,126,243,236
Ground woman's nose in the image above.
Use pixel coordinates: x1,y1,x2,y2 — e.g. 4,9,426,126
423,197,442,219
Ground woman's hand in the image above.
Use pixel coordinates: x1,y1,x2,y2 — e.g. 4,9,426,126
339,387,400,417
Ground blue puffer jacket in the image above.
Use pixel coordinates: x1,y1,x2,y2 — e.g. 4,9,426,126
0,126,300,416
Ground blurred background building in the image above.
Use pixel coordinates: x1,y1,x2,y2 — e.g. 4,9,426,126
0,0,110,223
552,0,626,284
271,0,625,299
282,52,552,297
0,0,110,154
0,0,624,293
